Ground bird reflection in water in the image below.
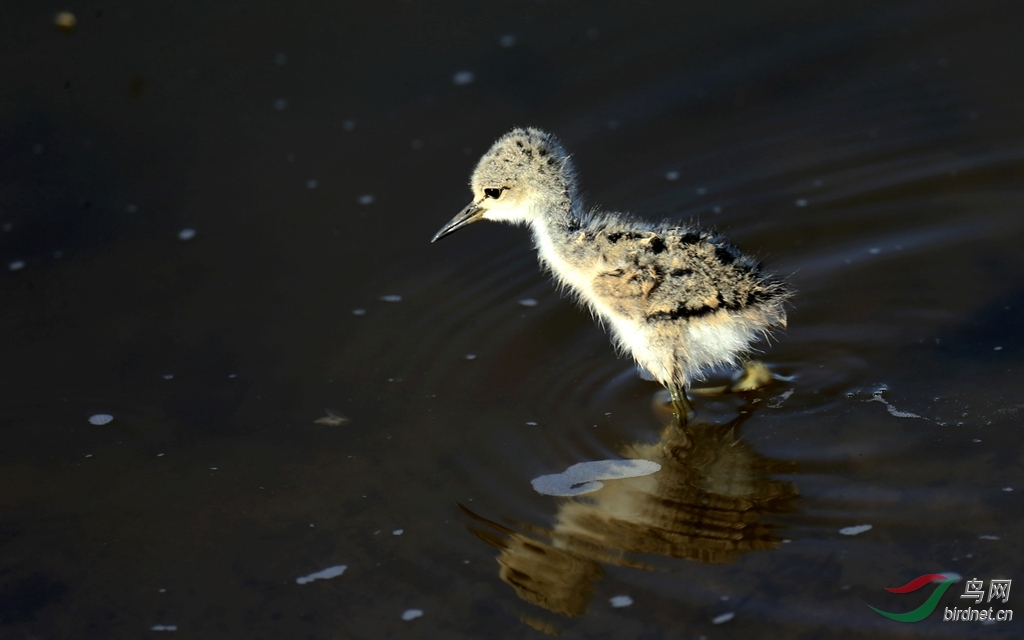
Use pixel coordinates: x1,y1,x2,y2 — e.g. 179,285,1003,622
461,403,798,621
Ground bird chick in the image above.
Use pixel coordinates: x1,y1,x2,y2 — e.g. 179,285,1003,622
433,128,790,422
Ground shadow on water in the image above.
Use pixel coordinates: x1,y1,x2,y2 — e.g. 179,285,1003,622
461,402,799,625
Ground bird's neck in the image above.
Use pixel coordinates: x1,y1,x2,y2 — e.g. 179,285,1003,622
529,194,591,291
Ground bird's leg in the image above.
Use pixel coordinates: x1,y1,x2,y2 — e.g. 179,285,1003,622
668,383,695,425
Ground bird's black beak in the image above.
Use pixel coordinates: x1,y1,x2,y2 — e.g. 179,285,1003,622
431,201,485,242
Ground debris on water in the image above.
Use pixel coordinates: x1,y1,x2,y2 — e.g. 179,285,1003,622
401,609,424,621
609,595,633,608
314,410,349,426
868,389,924,419
89,414,114,425
296,565,347,584
53,11,77,33
839,524,872,536
392,529,403,536
712,612,735,624
532,459,661,497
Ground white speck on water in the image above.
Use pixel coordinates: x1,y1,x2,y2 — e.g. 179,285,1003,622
84,454,93,458
609,595,633,608
306,179,319,189
126,204,138,213
343,119,357,131
393,529,404,536
150,625,178,632
979,534,1000,540
309,523,315,528
162,374,174,380
357,194,375,205
157,453,164,457
158,588,167,593
712,612,735,625
1003,487,1013,492
518,298,538,307
839,524,872,536
525,421,538,426
973,439,982,443
8,260,25,271
177,228,196,241
380,294,402,302
465,354,476,360
665,171,680,181
296,564,347,584
210,467,217,471
532,459,661,497
795,198,808,207
452,70,475,86
695,187,707,195
352,308,366,316
869,247,881,255
228,373,237,378
273,98,288,110
274,53,288,66
994,346,1003,351
499,34,517,47
401,609,424,621
89,414,114,425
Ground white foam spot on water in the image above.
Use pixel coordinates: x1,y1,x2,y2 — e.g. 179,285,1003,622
499,34,517,47
177,228,196,241
273,98,288,110
978,534,1000,540
609,595,633,608
1003,487,1013,492
525,421,538,426
532,459,661,496
665,171,680,181
839,524,872,536
795,198,808,207
465,354,476,360
392,529,404,536
712,612,735,625
452,71,475,86
162,374,174,380
994,346,1003,351
8,260,25,271
352,308,366,316
518,298,538,307
150,625,178,631
401,609,424,621
89,414,113,425
380,294,402,302
869,247,881,254
357,194,375,205
296,564,347,584
868,391,924,419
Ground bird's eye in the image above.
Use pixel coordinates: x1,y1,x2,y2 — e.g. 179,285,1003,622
484,188,503,199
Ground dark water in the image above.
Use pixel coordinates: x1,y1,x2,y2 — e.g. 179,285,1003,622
2,1,1023,638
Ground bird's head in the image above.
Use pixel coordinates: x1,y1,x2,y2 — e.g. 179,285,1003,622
432,128,575,242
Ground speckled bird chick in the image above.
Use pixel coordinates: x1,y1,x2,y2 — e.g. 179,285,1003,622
432,128,790,421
